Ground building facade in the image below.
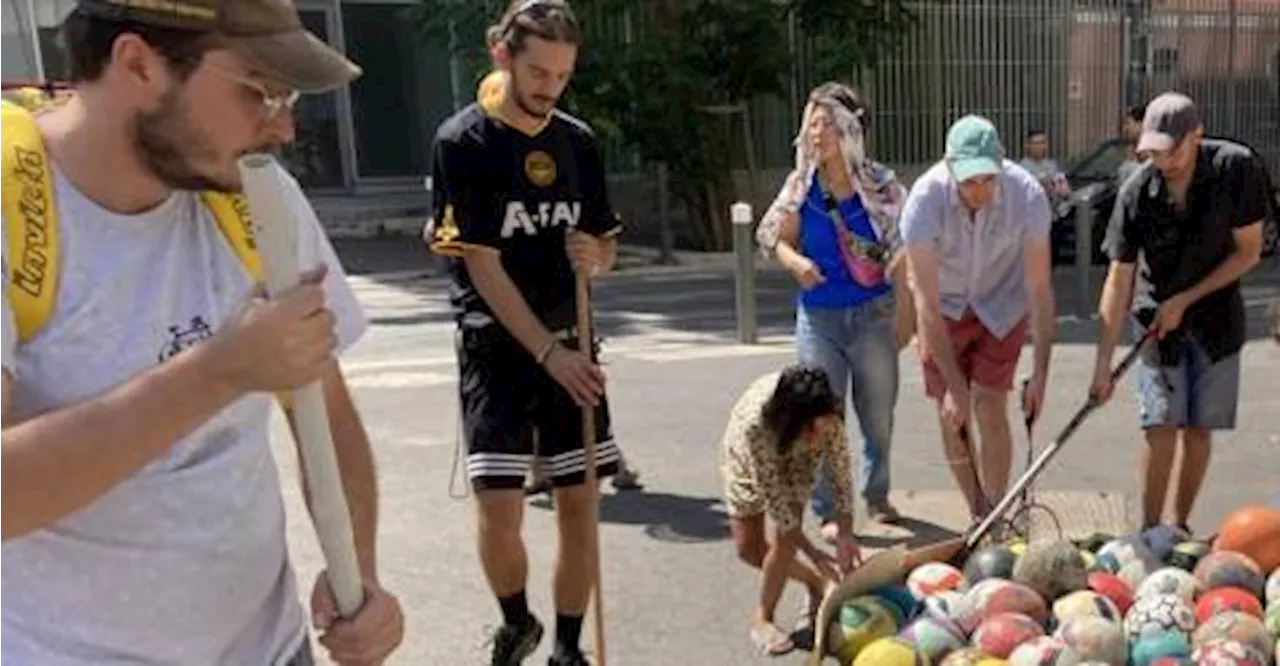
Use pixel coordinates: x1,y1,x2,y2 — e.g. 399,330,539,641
2,0,459,196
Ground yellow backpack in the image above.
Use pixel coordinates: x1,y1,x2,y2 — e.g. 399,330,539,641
1,96,265,343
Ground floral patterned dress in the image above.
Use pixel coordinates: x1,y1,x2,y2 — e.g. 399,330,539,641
720,372,855,533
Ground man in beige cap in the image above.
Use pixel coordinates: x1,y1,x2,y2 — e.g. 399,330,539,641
1,1,403,664
1092,91,1271,534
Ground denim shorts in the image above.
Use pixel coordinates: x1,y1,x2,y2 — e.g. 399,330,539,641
1135,337,1241,430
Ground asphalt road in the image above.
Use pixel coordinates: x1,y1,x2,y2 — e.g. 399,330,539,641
276,248,1280,665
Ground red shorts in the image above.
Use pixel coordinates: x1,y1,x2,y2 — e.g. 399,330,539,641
921,309,1027,399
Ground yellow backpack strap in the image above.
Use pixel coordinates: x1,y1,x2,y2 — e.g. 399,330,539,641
200,191,264,285
199,190,294,412
2,99,60,343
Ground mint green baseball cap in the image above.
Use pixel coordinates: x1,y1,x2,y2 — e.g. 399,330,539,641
945,115,1004,182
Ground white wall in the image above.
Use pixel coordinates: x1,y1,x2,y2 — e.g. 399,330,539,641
1,0,75,83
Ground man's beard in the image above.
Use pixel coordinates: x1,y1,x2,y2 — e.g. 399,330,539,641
510,71,556,121
133,88,235,192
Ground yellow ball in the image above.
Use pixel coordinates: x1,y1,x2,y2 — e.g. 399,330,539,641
853,637,930,666
836,597,899,662
1009,540,1028,558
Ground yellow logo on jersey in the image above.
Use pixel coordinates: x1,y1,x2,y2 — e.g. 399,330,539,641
524,150,556,187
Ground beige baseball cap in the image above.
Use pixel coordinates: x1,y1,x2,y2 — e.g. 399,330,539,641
75,0,362,93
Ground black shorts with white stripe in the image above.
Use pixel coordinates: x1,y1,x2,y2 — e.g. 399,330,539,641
458,325,619,492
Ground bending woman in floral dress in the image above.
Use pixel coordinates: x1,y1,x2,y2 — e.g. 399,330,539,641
721,364,862,656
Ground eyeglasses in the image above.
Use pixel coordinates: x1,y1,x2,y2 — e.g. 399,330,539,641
201,61,300,122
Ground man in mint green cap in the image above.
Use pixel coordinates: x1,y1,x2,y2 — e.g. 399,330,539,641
900,114,1057,525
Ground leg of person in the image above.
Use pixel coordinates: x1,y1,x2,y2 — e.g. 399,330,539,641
968,318,1028,510
1172,344,1241,531
1134,344,1189,529
846,297,901,523
525,443,553,496
729,513,825,655
539,363,621,665
610,448,642,491
796,306,853,537
922,314,984,519
459,329,545,664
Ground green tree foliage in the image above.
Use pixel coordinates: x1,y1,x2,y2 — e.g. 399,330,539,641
409,0,918,250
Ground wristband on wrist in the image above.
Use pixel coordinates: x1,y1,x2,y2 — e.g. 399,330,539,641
535,339,558,365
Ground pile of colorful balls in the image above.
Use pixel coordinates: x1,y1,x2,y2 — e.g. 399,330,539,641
824,525,1280,665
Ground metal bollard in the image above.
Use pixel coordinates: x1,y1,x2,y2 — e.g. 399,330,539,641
1073,195,1094,319
731,201,757,344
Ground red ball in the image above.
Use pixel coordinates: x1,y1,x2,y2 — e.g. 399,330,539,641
982,581,1049,624
1195,586,1265,624
1087,571,1135,615
970,612,1045,659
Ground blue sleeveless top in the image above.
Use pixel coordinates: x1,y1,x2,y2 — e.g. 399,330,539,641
798,173,893,309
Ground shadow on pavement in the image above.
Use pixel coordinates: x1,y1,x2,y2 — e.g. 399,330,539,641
856,515,962,551
529,490,731,544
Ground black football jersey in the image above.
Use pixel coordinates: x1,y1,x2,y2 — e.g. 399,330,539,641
428,102,622,331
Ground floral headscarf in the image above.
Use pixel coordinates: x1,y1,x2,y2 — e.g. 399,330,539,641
755,85,907,262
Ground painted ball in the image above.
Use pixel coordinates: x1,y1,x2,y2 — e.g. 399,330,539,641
1124,593,1196,643
910,562,970,600
1137,567,1200,604
1010,539,1028,559
983,581,1050,624
967,579,1019,625
1264,599,1279,638
925,590,974,631
874,585,921,626
1087,572,1135,615
853,636,931,666
1190,610,1272,659
1053,616,1127,666
1167,540,1211,572
1190,638,1269,665
1264,568,1280,606
835,596,901,662
940,647,1002,665
1139,525,1189,562
1118,555,1162,591
1193,551,1265,598
900,615,967,663
1096,536,1157,575
971,612,1045,659
966,546,1018,584
1014,541,1089,602
1052,590,1123,626
1194,586,1264,624
1008,635,1081,665
1128,628,1192,666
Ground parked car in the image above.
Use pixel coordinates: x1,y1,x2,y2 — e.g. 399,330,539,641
1050,136,1279,266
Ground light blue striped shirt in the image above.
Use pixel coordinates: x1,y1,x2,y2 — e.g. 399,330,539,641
900,159,1052,339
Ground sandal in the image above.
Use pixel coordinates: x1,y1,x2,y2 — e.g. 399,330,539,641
750,622,795,656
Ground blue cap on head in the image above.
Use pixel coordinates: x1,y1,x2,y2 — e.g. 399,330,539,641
945,115,1004,182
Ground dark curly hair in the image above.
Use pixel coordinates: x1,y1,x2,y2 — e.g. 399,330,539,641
760,364,841,455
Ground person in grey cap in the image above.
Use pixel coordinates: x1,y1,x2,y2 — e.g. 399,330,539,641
900,114,1056,527
1,1,404,665
1091,91,1270,535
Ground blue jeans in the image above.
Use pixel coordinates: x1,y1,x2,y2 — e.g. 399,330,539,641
1135,337,1241,430
797,296,900,519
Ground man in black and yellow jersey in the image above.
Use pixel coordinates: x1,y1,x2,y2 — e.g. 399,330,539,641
425,1,622,664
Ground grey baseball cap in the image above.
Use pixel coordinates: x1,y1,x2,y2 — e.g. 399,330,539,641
1136,92,1201,153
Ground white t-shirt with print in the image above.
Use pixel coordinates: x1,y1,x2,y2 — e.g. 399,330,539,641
0,161,367,665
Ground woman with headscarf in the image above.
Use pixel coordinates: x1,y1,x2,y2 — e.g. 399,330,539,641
720,364,862,656
756,82,910,535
